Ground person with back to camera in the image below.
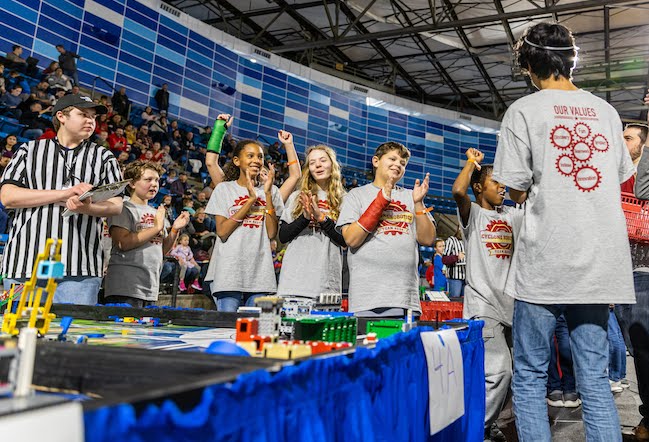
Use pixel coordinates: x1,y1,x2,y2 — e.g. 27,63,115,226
492,22,635,441
452,147,523,441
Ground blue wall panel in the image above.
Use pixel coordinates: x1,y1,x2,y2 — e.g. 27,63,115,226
10,0,497,198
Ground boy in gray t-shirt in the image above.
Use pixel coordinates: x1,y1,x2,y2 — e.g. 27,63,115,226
491,22,635,440
105,161,189,307
337,141,436,317
452,148,522,438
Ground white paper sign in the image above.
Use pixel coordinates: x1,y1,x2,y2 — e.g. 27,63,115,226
420,329,465,435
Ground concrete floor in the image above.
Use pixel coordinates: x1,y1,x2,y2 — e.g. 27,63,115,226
496,355,644,441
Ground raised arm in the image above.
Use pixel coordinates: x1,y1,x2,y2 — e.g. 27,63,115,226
205,114,232,188
412,173,436,246
264,165,279,239
452,148,483,226
278,130,301,202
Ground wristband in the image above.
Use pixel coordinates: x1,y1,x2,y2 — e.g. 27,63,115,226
229,216,243,223
357,189,391,232
415,207,434,216
265,208,276,216
468,158,482,171
287,160,298,166
207,119,227,154
170,227,178,234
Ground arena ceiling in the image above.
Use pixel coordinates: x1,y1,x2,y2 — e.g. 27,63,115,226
165,0,649,122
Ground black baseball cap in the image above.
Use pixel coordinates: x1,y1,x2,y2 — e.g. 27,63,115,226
52,94,108,115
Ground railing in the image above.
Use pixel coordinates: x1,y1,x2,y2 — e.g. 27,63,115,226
91,76,132,117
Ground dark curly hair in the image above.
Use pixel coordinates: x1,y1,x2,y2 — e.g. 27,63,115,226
470,164,494,197
515,22,578,81
222,139,265,181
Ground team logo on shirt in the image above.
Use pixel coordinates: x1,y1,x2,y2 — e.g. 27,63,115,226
230,195,267,228
550,121,606,193
377,200,413,235
481,219,513,259
138,213,163,244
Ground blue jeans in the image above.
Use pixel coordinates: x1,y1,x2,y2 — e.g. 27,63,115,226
615,271,649,419
447,278,465,298
213,291,266,312
512,300,620,442
547,315,576,393
608,309,627,382
4,276,101,305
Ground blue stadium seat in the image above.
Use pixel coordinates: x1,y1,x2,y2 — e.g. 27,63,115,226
0,121,25,136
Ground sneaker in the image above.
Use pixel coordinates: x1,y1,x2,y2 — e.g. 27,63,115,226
610,380,624,393
179,281,186,292
562,392,582,408
191,279,202,290
621,378,631,389
546,390,564,407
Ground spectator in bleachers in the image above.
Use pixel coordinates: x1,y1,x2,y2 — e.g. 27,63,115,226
111,86,130,119
149,141,164,162
6,71,30,94
168,119,180,136
97,94,109,107
42,61,58,77
5,45,26,70
160,145,173,168
95,113,109,134
123,122,136,145
107,127,128,153
154,83,169,113
107,114,124,133
170,171,190,196
1,85,25,118
19,101,52,139
51,88,67,106
46,67,72,92
195,191,208,209
141,105,158,124
149,113,168,142
135,124,153,152
70,85,82,96
55,44,81,86
349,178,358,189
0,63,5,95
33,81,54,105
1,135,18,158
94,130,109,149
116,151,130,170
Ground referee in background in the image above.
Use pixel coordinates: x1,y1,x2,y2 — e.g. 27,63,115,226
0,94,123,305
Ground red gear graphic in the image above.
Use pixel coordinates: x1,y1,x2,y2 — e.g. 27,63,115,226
572,141,592,162
591,134,609,152
483,219,514,260
378,200,410,236
232,195,266,228
573,122,591,139
555,154,576,176
573,165,601,192
550,125,572,150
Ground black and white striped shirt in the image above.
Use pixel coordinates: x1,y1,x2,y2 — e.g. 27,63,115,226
1,138,122,278
444,235,466,280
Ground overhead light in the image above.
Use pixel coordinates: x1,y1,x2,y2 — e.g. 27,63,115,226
249,58,257,63
456,123,472,132
366,97,385,107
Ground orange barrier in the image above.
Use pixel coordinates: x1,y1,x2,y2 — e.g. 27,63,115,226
621,192,649,243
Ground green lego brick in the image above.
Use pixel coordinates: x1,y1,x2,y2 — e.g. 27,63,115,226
366,320,404,339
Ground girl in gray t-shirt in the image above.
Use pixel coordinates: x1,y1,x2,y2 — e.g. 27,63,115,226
204,139,284,312
277,145,347,298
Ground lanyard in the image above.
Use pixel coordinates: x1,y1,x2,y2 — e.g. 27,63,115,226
56,139,84,186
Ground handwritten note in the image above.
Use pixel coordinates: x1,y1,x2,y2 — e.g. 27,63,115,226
420,329,465,435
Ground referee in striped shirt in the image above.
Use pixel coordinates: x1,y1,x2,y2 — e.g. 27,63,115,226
1,94,123,305
443,227,466,298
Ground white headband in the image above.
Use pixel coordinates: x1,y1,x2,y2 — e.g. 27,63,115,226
524,37,579,51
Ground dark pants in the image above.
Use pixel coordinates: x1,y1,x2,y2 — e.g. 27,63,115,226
104,295,152,309
615,271,649,419
548,314,577,393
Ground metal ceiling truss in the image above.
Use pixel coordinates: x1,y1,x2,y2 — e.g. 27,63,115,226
270,0,642,53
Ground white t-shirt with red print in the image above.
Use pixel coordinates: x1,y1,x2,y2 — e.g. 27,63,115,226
460,202,523,326
493,88,635,304
105,201,170,301
277,189,343,298
337,184,421,313
204,180,284,293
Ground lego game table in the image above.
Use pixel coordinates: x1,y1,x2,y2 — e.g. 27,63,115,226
2,305,485,441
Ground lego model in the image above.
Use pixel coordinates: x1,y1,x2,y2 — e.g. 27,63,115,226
1,238,64,336
254,296,284,336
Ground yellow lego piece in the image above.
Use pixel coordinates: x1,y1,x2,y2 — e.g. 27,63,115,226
123,317,137,323
263,343,313,360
